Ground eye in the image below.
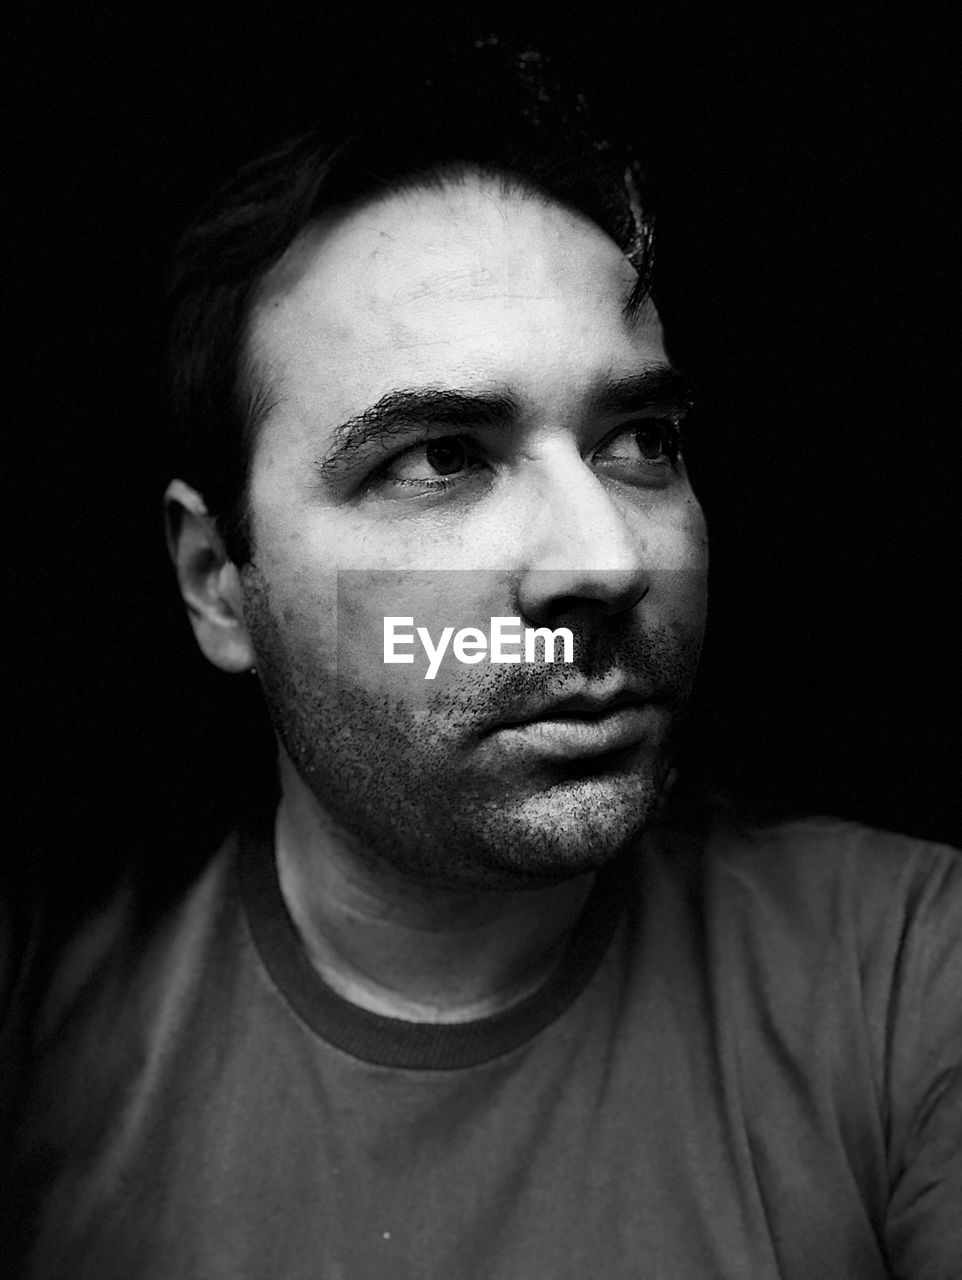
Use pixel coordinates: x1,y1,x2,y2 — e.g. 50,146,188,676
633,421,679,463
379,435,486,488
424,438,470,476
594,417,681,472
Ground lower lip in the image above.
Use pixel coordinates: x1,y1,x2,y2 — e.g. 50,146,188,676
493,704,653,761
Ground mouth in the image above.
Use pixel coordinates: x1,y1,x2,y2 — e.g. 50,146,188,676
488,689,656,762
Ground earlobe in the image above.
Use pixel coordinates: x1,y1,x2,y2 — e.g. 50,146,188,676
164,479,257,674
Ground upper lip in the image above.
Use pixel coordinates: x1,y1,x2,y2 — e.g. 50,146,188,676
491,687,650,731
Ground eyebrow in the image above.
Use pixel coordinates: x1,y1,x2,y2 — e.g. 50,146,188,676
317,388,518,478
591,366,693,417
316,365,692,479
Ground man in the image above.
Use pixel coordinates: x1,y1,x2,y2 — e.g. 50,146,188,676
3,42,960,1280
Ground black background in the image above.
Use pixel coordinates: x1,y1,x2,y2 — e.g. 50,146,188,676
8,2,961,910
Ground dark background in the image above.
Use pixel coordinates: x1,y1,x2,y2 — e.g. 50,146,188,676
8,2,961,910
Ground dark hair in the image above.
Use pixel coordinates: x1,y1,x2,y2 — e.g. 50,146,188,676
167,39,655,564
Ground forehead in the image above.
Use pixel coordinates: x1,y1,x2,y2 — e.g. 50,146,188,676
248,174,663,425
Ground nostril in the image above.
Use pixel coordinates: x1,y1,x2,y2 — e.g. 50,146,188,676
517,567,651,632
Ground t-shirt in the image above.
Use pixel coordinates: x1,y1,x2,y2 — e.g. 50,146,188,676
2,807,961,1279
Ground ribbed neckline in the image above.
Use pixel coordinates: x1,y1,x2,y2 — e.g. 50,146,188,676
237,813,632,1071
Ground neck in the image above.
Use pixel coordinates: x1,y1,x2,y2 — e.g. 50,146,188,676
273,759,595,1024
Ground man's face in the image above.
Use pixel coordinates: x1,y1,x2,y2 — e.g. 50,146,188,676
239,174,708,888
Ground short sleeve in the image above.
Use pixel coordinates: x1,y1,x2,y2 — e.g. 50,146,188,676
882,843,962,1277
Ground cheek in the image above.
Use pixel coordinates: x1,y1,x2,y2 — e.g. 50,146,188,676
245,550,340,683
618,487,708,562
333,570,506,698
679,498,709,584
644,499,709,636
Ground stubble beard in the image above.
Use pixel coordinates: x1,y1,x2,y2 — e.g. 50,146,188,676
242,567,700,891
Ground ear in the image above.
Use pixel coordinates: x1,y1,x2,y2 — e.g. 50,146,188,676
164,479,256,673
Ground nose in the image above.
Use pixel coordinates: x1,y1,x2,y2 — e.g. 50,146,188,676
515,452,651,628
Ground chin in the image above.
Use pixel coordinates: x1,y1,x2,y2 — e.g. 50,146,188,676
444,768,664,888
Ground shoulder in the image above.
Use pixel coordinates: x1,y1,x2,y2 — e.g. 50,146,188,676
23,830,244,1061
694,807,962,1076
704,808,962,940
686,810,962,1275
4,831,247,1188
1,880,44,1144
